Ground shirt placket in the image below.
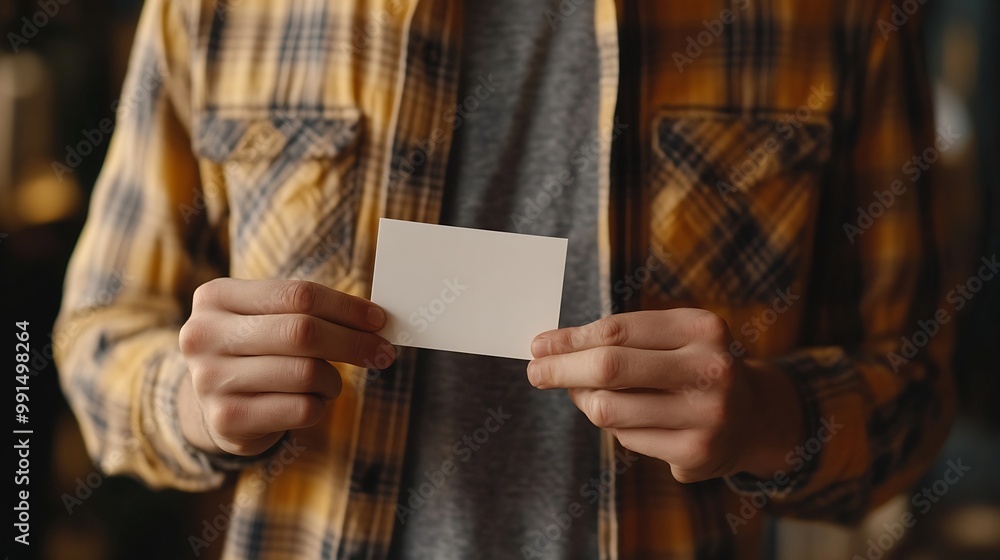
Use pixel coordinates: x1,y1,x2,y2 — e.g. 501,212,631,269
340,0,463,558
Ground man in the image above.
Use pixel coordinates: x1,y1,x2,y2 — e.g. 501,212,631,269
55,0,954,558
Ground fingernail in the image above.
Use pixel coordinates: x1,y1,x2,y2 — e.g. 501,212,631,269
367,306,386,328
531,337,551,358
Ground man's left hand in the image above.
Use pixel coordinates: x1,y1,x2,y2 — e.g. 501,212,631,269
528,309,803,483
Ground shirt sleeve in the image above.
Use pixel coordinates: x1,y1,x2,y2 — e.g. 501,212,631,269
725,0,957,522
54,0,235,490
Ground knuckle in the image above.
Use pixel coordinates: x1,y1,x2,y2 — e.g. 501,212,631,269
178,319,208,354
193,278,225,310
348,330,369,361
703,396,731,426
588,394,615,428
178,322,196,354
700,354,735,390
282,315,316,349
593,347,623,387
691,311,729,343
291,396,325,427
280,281,317,314
290,358,320,389
188,361,217,395
325,368,344,399
336,293,364,325
596,317,627,347
210,398,247,435
528,361,547,387
698,360,720,384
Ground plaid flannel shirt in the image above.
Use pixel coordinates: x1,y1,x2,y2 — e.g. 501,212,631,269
55,0,955,558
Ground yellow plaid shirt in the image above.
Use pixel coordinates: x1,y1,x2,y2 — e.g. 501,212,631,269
55,0,955,558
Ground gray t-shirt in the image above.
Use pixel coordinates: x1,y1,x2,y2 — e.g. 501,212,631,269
388,1,603,559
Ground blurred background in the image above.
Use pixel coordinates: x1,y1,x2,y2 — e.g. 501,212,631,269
0,1,997,559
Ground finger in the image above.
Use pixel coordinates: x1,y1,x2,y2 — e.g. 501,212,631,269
195,278,387,331
612,428,731,483
528,346,706,390
210,356,342,400
567,388,699,429
611,427,685,466
217,313,395,368
212,393,328,438
531,309,729,358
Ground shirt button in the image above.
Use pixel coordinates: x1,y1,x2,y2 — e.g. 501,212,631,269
422,40,441,66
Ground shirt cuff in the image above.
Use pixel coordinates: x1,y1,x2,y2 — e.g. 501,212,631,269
135,341,282,490
724,348,869,520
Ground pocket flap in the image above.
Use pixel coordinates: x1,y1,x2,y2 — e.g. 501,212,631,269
652,110,832,192
194,107,362,163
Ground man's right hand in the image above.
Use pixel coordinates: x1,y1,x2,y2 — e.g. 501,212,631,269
177,278,395,456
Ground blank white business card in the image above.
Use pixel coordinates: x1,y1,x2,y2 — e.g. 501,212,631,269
369,218,568,360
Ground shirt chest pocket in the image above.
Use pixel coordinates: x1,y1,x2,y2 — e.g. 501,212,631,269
193,108,364,282
645,109,833,305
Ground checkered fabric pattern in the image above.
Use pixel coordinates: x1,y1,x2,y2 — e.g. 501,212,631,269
55,0,954,558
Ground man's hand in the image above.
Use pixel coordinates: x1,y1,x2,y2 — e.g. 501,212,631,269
178,278,396,457
528,309,803,483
